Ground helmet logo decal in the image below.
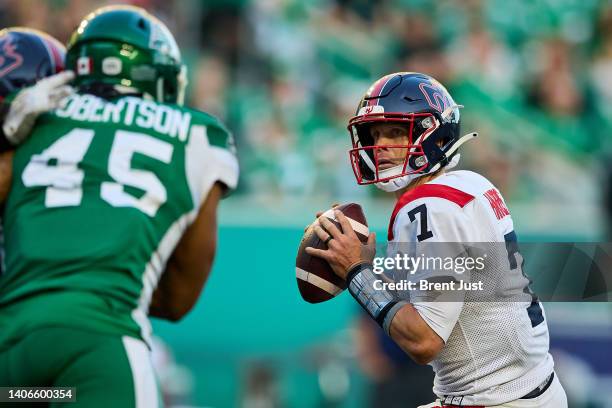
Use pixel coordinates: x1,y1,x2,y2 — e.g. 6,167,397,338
418,82,450,113
0,37,24,78
358,105,384,116
77,56,92,75
414,156,428,167
102,57,122,75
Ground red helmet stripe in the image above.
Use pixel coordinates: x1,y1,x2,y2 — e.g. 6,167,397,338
40,37,64,73
367,73,395,106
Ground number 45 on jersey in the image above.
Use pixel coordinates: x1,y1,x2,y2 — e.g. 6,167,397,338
22,128,173,217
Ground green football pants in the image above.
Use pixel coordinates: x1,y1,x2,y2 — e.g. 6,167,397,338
0,327,161,407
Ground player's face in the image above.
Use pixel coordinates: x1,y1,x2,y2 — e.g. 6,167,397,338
369,123,410,170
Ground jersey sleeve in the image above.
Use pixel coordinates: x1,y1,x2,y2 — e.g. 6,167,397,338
185,112,239,208
390,198,475,342
205,119,239,194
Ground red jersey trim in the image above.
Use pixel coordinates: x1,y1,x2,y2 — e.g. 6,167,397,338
388,184,475,241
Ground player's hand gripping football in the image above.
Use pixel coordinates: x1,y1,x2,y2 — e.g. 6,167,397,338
303,203,339,233
3,71,75,145
306,209,376,280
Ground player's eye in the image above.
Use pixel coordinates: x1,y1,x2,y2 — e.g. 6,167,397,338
391,127,406,137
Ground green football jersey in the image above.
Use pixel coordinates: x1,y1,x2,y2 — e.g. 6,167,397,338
0,93,238,348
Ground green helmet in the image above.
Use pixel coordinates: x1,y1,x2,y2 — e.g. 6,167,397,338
66,5,187,105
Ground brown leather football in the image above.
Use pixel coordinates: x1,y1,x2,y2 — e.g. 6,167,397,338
296,203,369,303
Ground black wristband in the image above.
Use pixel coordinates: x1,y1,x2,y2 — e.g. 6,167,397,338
346,262,371,284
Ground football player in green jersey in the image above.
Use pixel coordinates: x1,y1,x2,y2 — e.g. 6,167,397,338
0,6,239,407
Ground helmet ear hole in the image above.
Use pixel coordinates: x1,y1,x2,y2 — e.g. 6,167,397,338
437,137,450,148
175,65,188,106
163,77,177,103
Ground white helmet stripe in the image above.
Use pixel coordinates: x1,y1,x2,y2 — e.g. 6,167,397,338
359,149,377,173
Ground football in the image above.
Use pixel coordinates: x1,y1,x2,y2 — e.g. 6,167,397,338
296,203,369,303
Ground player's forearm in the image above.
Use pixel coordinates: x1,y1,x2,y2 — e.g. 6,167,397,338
149,283,194,322
148,298,191,322
345,263,443,365
148,277,179,321
149,184,221,321
149,247,215,322
387,304,443,364
149,263,207,322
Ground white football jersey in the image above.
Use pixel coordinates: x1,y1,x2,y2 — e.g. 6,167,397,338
387,170,554,406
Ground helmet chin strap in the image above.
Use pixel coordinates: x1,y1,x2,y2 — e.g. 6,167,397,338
444,153,461,170
374,170,424,192
427,132,477,173
374,132,478,192
359,152,420,192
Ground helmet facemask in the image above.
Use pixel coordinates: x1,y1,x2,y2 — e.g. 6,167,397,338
348,112,440,191
347,72,477,192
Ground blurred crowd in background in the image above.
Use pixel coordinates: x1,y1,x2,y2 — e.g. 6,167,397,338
3,0,612,215
3,1,612,407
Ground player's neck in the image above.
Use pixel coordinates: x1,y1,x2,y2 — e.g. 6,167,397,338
394,171,445,199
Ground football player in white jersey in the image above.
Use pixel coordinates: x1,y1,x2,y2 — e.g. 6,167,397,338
306,72,567,407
